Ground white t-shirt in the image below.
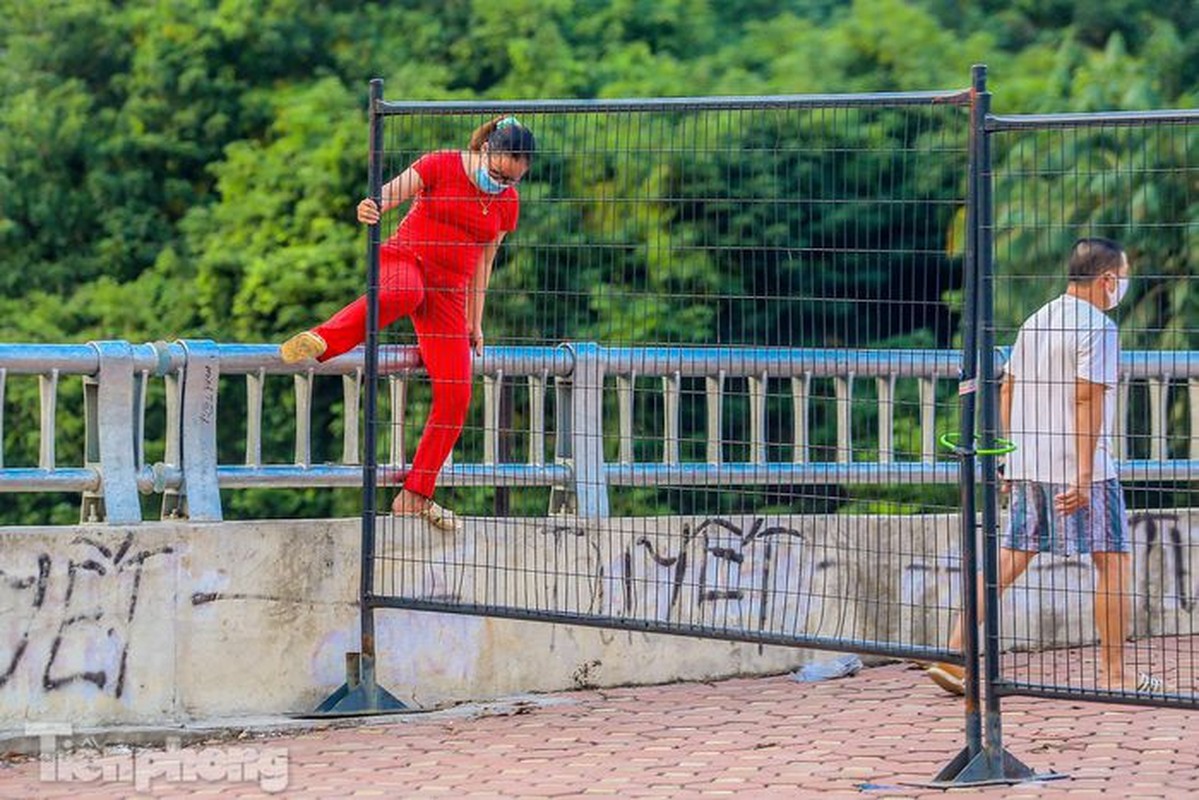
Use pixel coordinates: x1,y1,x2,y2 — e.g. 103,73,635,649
1006,294,1120,484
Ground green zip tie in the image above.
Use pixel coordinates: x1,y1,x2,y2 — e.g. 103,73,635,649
939,432,1017,456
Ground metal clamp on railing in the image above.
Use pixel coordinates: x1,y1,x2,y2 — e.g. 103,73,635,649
174,340,223,521
80,341,143,523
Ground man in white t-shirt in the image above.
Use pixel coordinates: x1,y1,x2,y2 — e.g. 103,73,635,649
927,237,1162,696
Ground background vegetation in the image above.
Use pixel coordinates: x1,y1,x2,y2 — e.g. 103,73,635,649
1,0,1195,523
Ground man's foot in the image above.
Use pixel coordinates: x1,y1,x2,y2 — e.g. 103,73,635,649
1096,669,1164,693
1132,673,1164,693
280,331,327,364
925,662,965,696
1109,672,1163,693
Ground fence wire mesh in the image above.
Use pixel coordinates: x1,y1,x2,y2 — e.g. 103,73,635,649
987,113,1199,707
367,92,977,662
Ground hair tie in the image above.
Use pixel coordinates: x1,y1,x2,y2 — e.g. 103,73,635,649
496,116,519,130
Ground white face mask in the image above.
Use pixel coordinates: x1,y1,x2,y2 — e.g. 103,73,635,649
1106,276,1130,310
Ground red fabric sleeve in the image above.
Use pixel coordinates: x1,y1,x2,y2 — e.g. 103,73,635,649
410,150,453,188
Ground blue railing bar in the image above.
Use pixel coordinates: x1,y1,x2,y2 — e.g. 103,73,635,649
432,463,572,488
210,343,378,375
216,465,375,489
605,460,1199,487
207,460,1196,490
987,108,1199,131
0,468,99,492
600,347,963,379
0,344,1188,382
0,344,98,375
211,344,574,378
1120,461,1199,482
605,462,961,486
1120,351,1199,380
216,463,570,490
997,348,1199,380
4,460,1187,495
475,346,575,378
0,342,183,377
378,89,973,116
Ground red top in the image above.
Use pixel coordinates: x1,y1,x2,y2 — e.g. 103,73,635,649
389,150,520,286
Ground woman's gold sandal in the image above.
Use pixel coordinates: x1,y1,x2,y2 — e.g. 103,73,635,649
280,330,327,364
419,500,462,533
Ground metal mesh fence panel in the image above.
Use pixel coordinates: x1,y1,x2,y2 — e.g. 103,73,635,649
366,91,975,662
987,111,1199,707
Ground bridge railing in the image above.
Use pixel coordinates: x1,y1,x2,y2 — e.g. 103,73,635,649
0,340,1195,523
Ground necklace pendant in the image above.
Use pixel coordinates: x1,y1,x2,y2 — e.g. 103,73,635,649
482,206,488,216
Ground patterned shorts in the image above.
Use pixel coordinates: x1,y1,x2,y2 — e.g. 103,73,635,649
1002,479,1130,556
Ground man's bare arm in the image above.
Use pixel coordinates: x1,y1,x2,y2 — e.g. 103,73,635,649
1055,377,1105,514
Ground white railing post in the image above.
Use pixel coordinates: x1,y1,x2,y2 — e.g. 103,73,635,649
343,369,363,465
707,370,725,465
919,376,937,463
835,372,855,464
749,371,767,466
792,372,810,464
877,375,897,464
617,373,635,464
294,369,315,468
529,371,547,466
664,371,681,466
483,369,504,464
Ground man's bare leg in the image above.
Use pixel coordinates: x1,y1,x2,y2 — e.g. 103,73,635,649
928,547,1037,695
1091,551,1131,690
946,547,1038,652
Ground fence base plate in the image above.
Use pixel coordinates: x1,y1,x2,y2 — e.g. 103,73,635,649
301,651,413,718
927,746,1066,787
302,682,410,718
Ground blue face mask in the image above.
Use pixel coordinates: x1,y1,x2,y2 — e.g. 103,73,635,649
475,167,506,195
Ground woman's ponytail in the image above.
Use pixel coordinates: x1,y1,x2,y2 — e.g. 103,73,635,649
468,116,504,151
468,115,536,160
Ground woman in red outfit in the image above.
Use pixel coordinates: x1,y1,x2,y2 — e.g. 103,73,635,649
280,116,536,531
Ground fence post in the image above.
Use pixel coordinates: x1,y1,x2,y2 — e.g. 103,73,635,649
549,342,608,517
312,77,406,717
176,339,223,521
933,63,1048,789
973,68,1044,784
80,340,143,524
931,65,988,784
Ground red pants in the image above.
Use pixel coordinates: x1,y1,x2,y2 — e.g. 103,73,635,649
314,247,471,498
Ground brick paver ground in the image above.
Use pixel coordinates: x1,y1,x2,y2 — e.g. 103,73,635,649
1,662,1196,799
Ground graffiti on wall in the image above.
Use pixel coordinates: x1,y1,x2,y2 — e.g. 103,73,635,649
1134,512,1195,613
379,512,1199,650
604,516,809,634
536,516,958,646
389,516,955,645
0,533,173,699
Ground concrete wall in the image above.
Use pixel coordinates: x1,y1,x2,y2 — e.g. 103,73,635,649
1,511,1195,729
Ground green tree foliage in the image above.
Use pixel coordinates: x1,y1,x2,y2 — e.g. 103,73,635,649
0,0,1194,522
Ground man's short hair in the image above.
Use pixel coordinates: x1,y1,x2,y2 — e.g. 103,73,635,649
1067,237,1125,281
